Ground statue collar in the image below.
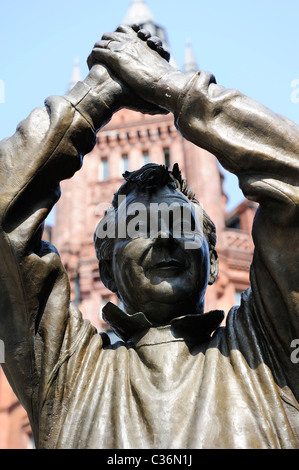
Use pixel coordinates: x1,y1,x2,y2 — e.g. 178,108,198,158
102,302,225,346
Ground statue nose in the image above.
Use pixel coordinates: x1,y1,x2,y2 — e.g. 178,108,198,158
157,228,172,238
153,230,175,249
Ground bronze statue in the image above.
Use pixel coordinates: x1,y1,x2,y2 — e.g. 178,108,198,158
0,24,298,449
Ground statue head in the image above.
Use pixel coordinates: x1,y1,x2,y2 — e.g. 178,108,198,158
94,163,218,326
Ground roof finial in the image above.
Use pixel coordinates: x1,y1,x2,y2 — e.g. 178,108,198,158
184,38,199,74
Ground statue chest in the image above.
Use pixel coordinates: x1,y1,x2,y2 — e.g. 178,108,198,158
51,337,298,449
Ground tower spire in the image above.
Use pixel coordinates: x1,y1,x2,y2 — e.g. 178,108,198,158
68,57,81,91
184,38,199,75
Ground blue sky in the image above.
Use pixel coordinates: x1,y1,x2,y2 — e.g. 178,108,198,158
0,0,298,218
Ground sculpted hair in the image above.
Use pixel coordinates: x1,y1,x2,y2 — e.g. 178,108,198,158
94,163,217,276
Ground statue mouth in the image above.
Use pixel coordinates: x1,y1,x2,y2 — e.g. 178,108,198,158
149,259,185,271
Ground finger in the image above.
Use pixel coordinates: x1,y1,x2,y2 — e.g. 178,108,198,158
93,39,114,49
87,50,107,70
87,53,94,70
90,47,111,64
131,24,141,33
101,31,134,45
101,32,125,41
101,32,116,40
147,36,163,49
146,36,170,62
115,24,136,34
156,47,171,62
137,29,151,41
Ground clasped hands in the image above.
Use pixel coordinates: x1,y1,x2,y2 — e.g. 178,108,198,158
85,24,187,116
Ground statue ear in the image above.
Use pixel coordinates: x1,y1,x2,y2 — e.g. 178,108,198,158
208,248,219,285
99,260,117,293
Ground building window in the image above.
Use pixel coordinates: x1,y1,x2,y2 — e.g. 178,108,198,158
99,158,109,181
142,151,150,166
226,214,241,230
120,154,129,176
163,148,170,167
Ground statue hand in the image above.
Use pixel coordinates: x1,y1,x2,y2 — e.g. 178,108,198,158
87,25,175,110
86,52,168,116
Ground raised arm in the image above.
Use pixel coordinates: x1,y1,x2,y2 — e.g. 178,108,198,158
0,63,121,430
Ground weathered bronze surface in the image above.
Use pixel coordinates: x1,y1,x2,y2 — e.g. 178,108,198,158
0,25,298,449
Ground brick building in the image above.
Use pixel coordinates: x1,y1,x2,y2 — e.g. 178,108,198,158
0,0,256,448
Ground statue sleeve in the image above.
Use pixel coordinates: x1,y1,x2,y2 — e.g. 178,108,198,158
174,71,299,214
174,72,299,389
0,82,112,434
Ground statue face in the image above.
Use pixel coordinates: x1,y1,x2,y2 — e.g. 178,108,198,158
112,187,210,325
111,185,211,325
